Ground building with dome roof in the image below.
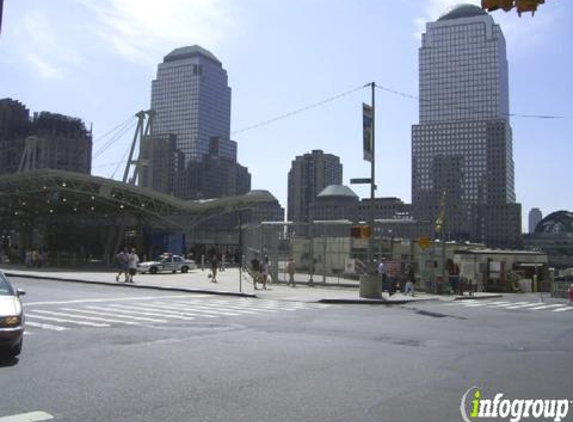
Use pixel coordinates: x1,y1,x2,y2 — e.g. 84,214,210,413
524,211,573,268
411,3,521,248
309,185,359,221
148,45,242,200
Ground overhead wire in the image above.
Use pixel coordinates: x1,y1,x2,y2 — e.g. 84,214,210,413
92,119,137,160
231,84,368,135
92,115,136,145
374,83,571,120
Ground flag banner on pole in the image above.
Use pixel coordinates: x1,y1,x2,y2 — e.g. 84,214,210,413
362,103,373,162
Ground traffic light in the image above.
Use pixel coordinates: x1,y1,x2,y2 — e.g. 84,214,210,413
516,0,544,16
350,225,371,239
482,0,514,12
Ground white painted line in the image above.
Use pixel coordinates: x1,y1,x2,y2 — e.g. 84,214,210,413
171,301,278,313
504,303,545,309
152,302,244,316
117,303,206,318
82,306,169,323
25,321,68,332
103,304,195,320
528,304,564,311
45,309,141,326
26,313,109,327
144,302,223,317
460,302,492,307
484,302,515,307
0,411,54,421
23,331,33,335
553,306,573,312
25,294,206,306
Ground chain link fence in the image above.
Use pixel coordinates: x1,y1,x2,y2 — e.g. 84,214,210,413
242,221,418,287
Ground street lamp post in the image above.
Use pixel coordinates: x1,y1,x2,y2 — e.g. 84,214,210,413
358,82,383,299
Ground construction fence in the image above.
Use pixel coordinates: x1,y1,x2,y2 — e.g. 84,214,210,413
241,221,420,286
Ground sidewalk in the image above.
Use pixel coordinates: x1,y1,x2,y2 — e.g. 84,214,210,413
1,265,502,304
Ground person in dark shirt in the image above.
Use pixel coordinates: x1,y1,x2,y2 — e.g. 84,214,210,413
251,255,261,290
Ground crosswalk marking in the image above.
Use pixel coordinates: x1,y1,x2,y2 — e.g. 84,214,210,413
26,313,109,327
172,300,280,313
553,306,573,312
153,302,251,316
448,300,571,313
148,302,240,316
140,304,238,316
39,309,142,326
83,306,168,323
527,304,563,311
21,297,327,335
504,303,545,309
103,304,196,320
25,294,208,306
25,321,68,331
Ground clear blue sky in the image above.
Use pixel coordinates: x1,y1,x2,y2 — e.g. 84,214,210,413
1,0,571,231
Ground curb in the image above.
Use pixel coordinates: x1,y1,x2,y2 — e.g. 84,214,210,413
318,297,439,305
4,272,258,299
453,294,503,301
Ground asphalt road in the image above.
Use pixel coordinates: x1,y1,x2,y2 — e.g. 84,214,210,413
1,277,572,422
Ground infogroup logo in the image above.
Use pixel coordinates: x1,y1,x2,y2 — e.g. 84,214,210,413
460,387,571,422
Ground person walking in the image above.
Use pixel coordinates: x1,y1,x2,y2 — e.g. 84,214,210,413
209,255,219,283
127,248,139,283
115,248,129,282
404,265,416,296
260,256,270,290
308,258,317,287
251,254,261,290
286,257,296,287
568,284,573,306
377,258,387,293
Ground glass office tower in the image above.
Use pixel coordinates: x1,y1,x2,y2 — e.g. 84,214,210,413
412,4,521,247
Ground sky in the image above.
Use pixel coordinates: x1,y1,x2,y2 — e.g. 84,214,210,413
1,0,572,232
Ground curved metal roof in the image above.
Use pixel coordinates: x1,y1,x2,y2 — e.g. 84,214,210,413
535,211,573,234
164,45,221,65
317,185,358,199
437,4,487,21
0,169,272,228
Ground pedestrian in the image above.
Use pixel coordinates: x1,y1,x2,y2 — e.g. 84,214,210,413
251,254,261,290
404,265,416,296
286,256,296,287
377,258,387,293
468,278,475,296
115,248,129,282
308,258,317,287
260,256,270,290
209,255,219,283
568,284,573,306
127,248,139,283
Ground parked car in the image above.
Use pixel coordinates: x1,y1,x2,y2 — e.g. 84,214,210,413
0,271,25,358
137,254,196,274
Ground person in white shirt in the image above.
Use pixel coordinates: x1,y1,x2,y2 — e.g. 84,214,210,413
127,248,140,283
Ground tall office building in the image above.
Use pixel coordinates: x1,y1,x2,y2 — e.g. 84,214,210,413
150,45,238,199
411,4,521,248
287,150,343,223
528,208,543,234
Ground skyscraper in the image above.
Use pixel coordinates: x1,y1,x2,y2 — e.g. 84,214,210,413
411,4,521,247
529,208,543,234
287,150,343,223
151,45,232,161
150,45,237,199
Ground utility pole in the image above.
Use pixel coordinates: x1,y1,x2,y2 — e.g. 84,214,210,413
358,82,382,299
